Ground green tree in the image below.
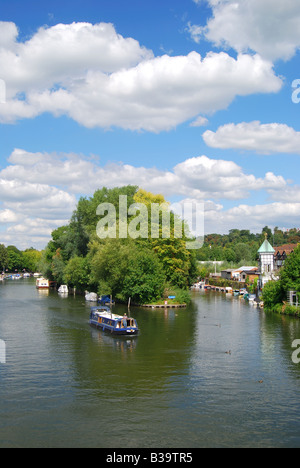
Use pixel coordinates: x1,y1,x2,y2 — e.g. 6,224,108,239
122,248,166,304
90,239,134,298
280,245,300,298
6,246,24,271
23,249,42,272
0,244,8,272
64,256,90,290
90,238,166,304
262,280,284,310
234,243,253,263
51,249,66,285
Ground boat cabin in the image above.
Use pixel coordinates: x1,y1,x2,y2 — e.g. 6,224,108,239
36,278,49,289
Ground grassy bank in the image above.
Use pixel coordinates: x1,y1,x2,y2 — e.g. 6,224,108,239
265,303,300,318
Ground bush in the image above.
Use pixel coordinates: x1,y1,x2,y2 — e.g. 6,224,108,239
262,280,284,310
164,286,191,305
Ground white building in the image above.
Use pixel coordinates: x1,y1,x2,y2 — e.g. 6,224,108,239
258,235,278,288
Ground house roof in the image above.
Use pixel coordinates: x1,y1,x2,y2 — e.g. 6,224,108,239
274,244,298,255
237,266,258,272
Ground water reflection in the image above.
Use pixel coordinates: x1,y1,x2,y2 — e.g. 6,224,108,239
90,327,138,354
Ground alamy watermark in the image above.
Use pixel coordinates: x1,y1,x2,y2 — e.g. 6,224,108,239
292,79,300,104
0,79,6,104
0,339,6,364
292,340,300,364
96,196,204,250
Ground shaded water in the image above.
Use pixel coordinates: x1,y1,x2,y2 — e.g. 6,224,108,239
0,279,300,448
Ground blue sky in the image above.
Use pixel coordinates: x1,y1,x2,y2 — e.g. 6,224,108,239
0,0,300,249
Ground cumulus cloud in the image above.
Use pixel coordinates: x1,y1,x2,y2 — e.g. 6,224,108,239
191,0,300,61
203,121,300,154
0,209,18,224
1,149,287,201
0,21,282,131
190,116,209,127
0,148,296,248
205,202,300,234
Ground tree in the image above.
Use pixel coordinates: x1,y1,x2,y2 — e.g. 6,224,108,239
262,280,284,309
234,243,253,263
23,249,42,272
51,249,66,285
64,256,90,290
280,245,300,299
0,244,8,272
6,246,24,271
122,248,166,304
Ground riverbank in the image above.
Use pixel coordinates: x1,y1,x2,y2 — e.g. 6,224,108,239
265,303,300,318
140,303,187,309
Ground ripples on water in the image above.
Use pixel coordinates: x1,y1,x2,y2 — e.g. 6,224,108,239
0,280,300,448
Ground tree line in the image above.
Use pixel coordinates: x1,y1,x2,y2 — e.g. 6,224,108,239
196,227,300,264
0,244,42,273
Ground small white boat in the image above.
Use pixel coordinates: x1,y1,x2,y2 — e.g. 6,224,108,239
85,292,98,302
58,285,68,294
36,278,49,289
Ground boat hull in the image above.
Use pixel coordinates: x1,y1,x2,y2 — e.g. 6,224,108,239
89,320,139,335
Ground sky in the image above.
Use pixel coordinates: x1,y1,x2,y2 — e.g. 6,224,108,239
0,0,300,249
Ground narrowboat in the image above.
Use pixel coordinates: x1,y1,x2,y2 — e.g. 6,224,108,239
89,306,139,336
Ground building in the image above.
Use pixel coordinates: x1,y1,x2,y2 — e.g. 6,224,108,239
274,244,298,269
258,235,279,289
238,267,260,283
258,235,275,274
221,266,258,283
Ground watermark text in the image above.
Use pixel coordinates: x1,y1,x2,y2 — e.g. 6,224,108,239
292,79,300,104
96,196,204,250
0,339,6,364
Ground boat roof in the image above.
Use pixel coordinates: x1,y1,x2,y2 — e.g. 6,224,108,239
90,307,128,321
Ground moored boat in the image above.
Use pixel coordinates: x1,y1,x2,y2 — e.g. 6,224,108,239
36,278,49,289
85,292,98,302
89,306,139,336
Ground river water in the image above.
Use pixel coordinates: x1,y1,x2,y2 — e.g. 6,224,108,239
0,278,300,448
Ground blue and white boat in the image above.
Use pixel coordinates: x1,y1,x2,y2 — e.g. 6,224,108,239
89,306,139,336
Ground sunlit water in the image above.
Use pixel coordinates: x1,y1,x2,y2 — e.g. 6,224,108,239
0,279,300,448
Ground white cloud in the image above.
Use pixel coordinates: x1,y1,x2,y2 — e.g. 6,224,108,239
1,149,287,202
0,21,18,50
203,121,300,154
194,0,300,61
205,202,300,234
172,156,286,200
0,148,296,248
0,209,18,224
0,22,152,96
190,116,209,127
0,21,282,131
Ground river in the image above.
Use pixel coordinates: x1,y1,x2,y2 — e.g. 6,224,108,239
0,278,300,448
